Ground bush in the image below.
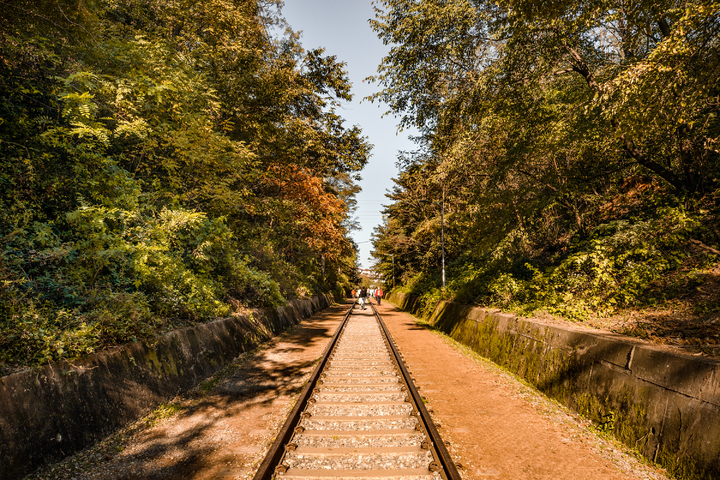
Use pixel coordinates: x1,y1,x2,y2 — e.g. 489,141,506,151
0,203,287,371
399,206,714,323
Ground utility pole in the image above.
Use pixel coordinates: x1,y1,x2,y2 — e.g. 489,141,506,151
391,254,395,290
420,196,445,289
440,195,445,289
379,253,395,289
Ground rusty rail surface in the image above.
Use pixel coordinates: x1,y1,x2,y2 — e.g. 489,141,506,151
372,304,462,480
251,302,354,480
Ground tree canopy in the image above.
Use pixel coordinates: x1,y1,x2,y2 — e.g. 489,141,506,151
0,0,369,370
369,0,720,331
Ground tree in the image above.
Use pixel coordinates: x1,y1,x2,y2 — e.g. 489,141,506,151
368,0,720,195
0,0,370,369
369,0,720,320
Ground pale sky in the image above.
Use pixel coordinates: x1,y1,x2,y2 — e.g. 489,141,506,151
279,0,418,269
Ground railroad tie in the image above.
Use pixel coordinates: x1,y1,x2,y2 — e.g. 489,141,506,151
254,305,459,480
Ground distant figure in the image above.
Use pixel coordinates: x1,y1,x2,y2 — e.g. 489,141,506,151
375,287,383,305
351,289,356,299
358,287,368,310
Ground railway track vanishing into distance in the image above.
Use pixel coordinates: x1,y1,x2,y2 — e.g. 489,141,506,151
253,302,462,480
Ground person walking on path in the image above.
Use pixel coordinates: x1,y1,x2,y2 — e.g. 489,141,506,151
351,289,356,299
375,287,383,305
358,287,368,310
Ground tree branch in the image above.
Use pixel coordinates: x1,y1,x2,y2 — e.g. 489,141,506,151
566,46,599,91
620,133,685,191
688,239,720,256
657,18,671,38
516,169,559,192
641,27,660,43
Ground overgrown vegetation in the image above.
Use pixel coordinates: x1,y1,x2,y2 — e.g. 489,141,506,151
369,0,720,341
0,0,368,372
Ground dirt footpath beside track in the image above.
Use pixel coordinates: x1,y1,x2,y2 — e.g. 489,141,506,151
30,300,669,480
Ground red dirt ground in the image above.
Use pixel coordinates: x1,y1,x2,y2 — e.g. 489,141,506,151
376,301,668,480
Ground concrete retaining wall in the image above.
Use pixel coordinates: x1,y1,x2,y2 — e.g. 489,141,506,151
0,294,334,480
388,292,720,480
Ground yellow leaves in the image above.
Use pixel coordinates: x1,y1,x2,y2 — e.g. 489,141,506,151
221,119,235,132
114,118,151,140
133,34,150,46
158,208,206,232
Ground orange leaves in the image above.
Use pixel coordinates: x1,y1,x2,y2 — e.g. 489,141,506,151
267,164,347,260
269,164,344,214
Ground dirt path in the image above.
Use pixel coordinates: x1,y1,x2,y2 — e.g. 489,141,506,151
30,300,669,480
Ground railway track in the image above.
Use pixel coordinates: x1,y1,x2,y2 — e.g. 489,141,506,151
253,301,462,480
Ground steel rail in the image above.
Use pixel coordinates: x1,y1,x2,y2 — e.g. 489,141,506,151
371,304,463,480
252,302,355,480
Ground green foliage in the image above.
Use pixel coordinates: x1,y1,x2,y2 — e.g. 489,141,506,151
370,0,720,326
0,0,369,371
389,203,717,323
483,207,700,319
0,201,290,366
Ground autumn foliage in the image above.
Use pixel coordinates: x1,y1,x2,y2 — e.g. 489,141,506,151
0,0,369,371
369,0,720,340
